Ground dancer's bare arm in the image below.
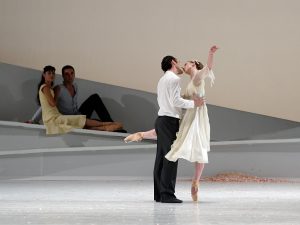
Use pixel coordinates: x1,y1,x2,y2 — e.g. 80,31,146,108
207,45,218,70
42,86,56,107
193,45,219,86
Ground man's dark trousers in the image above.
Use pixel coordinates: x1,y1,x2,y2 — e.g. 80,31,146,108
154,116,179,201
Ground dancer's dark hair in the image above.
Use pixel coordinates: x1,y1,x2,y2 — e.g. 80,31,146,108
193,60,204,70
161,55,176,72
36,65,55,105
62,65,74,75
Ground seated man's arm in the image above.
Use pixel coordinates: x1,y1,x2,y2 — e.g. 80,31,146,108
27,107,42,124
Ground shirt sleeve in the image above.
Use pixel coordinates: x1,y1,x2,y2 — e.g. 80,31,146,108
31,107,42,123
169,78,194,109
73,83,80,114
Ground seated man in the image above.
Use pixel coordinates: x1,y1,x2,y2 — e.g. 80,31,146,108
28,65,125,132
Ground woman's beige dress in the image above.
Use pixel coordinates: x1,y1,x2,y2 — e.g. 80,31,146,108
165,66,215,163
39,84,86,135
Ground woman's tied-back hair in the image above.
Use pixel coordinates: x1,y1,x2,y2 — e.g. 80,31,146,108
43,65,55,74
37,65,56,105
161,55,176,72
193,60,204,70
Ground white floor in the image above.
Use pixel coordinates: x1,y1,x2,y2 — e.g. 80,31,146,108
0,179,299,225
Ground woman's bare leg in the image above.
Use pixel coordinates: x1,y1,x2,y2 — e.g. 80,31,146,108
193,163,205,182
124,129,156,143
191,163,205,202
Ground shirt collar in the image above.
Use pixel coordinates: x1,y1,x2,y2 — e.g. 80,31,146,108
165,70,178,77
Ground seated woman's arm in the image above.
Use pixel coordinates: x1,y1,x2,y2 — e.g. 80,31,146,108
41,86,56,107
207,45,218,70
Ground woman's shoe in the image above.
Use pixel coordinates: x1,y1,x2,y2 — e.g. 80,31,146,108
124,132,143,143
191,180,199,202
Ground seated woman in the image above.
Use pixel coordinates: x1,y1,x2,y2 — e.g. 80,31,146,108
38,65,123,135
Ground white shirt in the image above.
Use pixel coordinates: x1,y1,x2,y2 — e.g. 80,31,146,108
157,70,194,118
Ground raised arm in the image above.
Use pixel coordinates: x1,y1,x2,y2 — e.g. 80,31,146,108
193,45,218,86
207,45,218,70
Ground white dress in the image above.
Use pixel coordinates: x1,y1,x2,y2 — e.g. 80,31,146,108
165,65,215,163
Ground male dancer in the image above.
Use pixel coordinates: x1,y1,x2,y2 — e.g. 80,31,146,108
154,56,205,203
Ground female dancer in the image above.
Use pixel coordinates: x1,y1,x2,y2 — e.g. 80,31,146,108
38,65,123,135
125,45,218,201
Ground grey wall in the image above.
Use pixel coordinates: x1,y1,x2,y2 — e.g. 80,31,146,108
208,106,300,141
1,122,300,179
1,62,299,139
0,62,158,133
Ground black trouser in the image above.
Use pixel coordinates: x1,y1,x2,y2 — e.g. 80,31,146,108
78,94,113,122
154,116,179,201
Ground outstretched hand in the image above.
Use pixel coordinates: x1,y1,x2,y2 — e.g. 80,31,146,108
209,45,219,54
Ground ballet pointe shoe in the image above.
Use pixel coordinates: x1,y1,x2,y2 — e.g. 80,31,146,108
124,132,143,143
191,180,199,202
